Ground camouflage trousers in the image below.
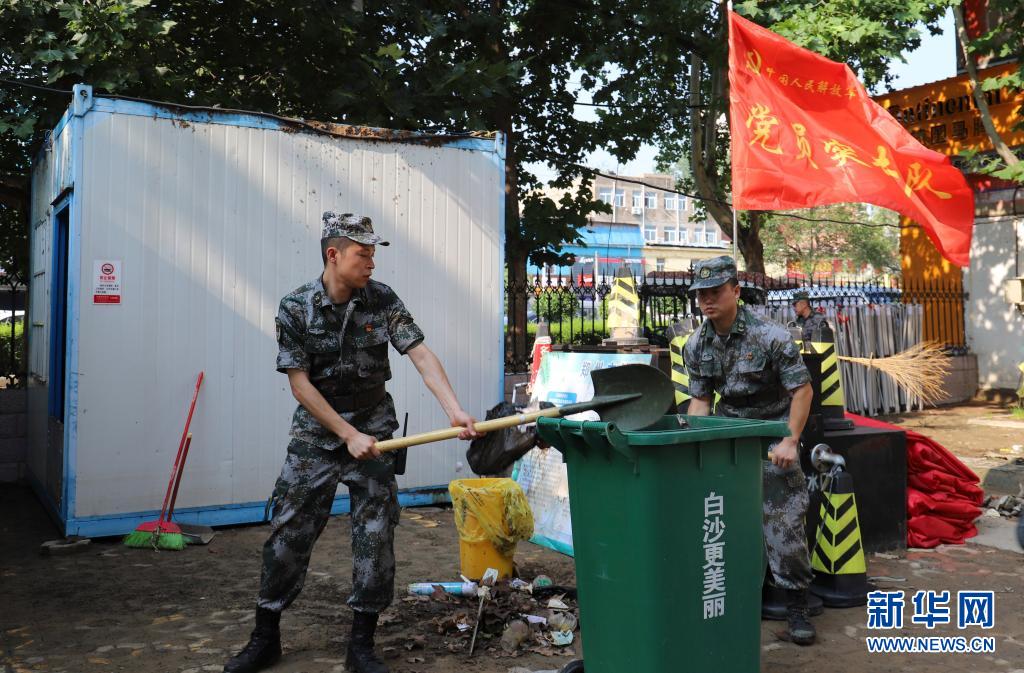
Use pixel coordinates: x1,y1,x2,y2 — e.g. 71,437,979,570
257,438,400,614
763,460,814,591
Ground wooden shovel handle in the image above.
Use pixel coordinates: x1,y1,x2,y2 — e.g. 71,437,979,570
375,406,564,452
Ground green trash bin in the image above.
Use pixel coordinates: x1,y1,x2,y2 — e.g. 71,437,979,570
536,414,790,673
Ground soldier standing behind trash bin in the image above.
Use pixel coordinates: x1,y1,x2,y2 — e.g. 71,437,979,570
791,290,833,343
683,255,818,646
224,212,480,673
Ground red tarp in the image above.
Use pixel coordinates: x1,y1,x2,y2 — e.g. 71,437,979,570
846,413,983,548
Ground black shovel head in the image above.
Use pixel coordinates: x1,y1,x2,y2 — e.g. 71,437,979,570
589,363,675,431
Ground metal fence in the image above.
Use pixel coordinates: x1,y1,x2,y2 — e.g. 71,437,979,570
504,269,967,372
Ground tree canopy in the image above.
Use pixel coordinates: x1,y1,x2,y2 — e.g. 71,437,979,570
1,0,964,365
759,204,900,279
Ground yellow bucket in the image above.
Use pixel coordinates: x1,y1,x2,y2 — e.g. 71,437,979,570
448,478,534,581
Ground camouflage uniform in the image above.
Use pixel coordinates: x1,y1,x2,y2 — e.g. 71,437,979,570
258,213,424,615
792,291,833,342
795,312,833,343
685,257,814,591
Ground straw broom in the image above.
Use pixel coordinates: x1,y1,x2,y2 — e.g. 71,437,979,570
837,342,949,406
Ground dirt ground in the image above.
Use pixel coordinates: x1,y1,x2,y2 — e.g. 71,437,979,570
878,399,1024,484
2,401,1023,673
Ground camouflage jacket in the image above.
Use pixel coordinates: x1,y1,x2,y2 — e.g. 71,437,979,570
795,311,833,342
275,276,425,450
683,305,810,420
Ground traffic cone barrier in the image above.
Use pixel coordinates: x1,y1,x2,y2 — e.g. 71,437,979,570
666,322,692,412
603,266,647,345
809,469,870,607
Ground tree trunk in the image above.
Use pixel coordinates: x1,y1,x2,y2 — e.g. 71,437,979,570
504,126,530,371
689,53,734,229
486,0,528,372
953,4,1019,167
737,212,766,273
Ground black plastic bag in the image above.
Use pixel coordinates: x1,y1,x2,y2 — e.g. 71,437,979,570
466,401,550,475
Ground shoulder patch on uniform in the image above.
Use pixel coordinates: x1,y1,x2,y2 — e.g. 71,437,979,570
782,341,800,358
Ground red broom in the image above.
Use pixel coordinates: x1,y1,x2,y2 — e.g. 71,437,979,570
123,372,204,550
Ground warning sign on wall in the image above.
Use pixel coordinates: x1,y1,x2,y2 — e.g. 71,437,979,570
93,260,122,304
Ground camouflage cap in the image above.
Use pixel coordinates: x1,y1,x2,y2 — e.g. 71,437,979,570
792,290,810,303
690,255,737,291
321,212,389,246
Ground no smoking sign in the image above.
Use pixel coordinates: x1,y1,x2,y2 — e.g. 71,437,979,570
93,260,122,304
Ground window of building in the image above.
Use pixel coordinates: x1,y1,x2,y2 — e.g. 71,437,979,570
644,223,657,242
664,194,676,210
678,195,687,211
632,190,642,208
645,191,657,209
706,229,718,245
656,258,666,272
614,188,625,207
678,228,689,245
598,187,613,205
694,224,706,246
663,228,678,243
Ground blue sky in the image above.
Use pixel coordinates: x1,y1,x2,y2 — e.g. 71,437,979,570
563,8,957,180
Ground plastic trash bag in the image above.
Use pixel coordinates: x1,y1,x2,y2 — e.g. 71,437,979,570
449,478,535,557
466,401,550,475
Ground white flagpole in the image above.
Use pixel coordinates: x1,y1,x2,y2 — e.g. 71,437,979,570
727,0,739,263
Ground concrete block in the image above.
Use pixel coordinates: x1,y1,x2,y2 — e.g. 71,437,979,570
982,462,1024,496
0,389,27,414
935,355,979,405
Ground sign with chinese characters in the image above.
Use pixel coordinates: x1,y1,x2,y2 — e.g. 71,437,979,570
864,589,996,654
727,11,974,267
873,62,1024,158
92,260,122,305
702,491,727,619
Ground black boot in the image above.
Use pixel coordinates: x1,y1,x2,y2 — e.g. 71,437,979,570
785,589,817,646
224,607,282,673
346,611,389,673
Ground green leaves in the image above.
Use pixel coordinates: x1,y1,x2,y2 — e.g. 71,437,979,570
376,43,404,60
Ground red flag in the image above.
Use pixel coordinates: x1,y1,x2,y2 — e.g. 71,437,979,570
728,12,974,266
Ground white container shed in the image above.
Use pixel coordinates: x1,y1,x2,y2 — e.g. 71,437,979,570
27,84,505,537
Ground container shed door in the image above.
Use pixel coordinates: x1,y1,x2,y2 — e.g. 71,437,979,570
45,202,71,510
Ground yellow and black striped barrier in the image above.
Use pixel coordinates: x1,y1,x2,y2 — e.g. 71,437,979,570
810,470,869,607
607,268,640,335
801,340,845,409
667,328,691,408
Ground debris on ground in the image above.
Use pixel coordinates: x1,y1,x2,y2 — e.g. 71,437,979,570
39,536,92,556
982,493,1023,518
401,574,580,660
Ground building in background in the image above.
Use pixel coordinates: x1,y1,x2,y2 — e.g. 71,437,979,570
531,172,729,280
873,0,1023,391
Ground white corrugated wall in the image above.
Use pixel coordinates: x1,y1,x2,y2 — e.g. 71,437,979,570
965,215,1024,389
64,103,502,520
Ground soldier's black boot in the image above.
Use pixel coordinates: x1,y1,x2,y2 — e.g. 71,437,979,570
346,611,389,673
785,589,817,646
223,607,282,672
